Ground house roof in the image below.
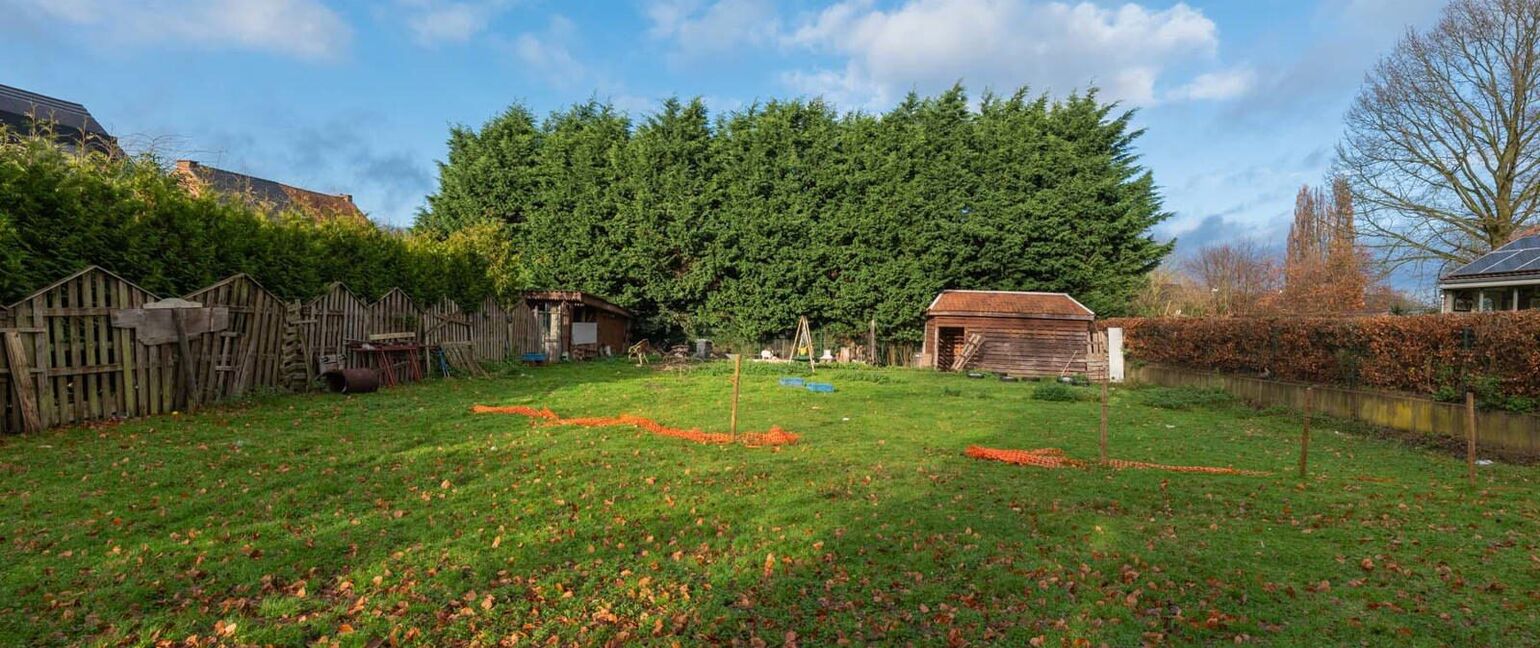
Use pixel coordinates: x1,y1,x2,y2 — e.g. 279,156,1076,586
175,160,367,223
1441,234,1540,285
523,291,632,318
0,83,121,155
925,290,1094,320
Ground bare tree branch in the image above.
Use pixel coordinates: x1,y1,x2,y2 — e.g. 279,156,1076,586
1338,0,1540,274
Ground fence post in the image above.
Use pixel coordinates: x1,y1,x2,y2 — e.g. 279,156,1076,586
1299,386,1313,479
730,354,742,437
869,317,878,367
1099,376,1109,464
1466,391,1477,484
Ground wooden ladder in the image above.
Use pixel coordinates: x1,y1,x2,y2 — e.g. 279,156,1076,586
951,333,985,371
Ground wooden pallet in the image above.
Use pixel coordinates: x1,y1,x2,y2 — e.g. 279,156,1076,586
440,343,490,378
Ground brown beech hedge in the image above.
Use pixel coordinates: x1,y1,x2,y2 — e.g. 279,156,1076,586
1102,313,1540,402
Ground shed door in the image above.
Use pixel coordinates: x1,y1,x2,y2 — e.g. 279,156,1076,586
936,327,965,370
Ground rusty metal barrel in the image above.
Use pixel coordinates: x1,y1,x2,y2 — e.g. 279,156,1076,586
323,368,380,394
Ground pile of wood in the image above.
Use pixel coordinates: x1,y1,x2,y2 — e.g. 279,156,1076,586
438,342,489,378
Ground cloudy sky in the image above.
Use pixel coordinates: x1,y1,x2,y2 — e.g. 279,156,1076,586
1,0,1449,283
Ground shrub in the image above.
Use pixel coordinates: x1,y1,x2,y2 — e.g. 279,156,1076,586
1032,382,1079,402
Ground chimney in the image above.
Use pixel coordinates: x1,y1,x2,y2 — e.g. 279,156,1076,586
174,160,202,195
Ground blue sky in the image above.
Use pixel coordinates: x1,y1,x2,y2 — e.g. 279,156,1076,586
2,0,1448,284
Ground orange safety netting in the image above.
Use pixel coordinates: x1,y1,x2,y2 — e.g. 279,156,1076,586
965,446,1269,476
471,405,800,446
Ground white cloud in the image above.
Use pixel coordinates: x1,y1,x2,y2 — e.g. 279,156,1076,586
397,0,513,45
645,0,779,60
1226,0,1444,122
779,0,1229,107
508,15,587,86
1168,67,1255,102
779,68,891,112
12,0,352,60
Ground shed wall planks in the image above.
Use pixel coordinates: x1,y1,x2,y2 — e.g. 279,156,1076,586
924,314,1098,379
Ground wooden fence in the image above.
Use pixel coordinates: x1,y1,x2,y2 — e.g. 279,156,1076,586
0,267,544,435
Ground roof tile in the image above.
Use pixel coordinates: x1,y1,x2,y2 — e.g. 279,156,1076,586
926,290,1094,318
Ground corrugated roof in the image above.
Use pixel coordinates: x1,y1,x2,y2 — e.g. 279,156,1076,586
926,290,1094,319
175,160,367,223
524,291,632,318
1442,234,1540,283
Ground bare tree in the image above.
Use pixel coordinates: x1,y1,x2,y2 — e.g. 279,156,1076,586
1282,176,1374,313
1338,0,1540,270
1182,241,1282,316
1130,266,1208,316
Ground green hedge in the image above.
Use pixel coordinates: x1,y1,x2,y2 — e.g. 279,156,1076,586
417,88,1173,342
0,134,502,307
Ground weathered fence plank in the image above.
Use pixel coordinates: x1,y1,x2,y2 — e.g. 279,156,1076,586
2,331,41,433
0,267,555,434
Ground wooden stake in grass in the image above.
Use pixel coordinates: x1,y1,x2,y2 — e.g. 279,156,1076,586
1299,386,1313,479
869,317,878,367
1099,376,1109,464
730,353,742,437
1466,390,1477,484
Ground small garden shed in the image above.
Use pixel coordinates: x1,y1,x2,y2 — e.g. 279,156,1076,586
523,291,632,361
922,290,1096,378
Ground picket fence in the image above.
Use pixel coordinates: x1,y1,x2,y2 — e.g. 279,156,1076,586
0,267,544,434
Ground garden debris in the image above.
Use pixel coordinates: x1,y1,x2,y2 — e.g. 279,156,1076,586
627,339,651,365
472,405,800,446
965,445,1270,476
648,345,700,372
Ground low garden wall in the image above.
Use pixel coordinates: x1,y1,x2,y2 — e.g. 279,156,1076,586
1129,364,1540,459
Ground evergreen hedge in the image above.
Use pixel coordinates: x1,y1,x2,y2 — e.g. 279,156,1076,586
417,86,1173,343
0,134,500,308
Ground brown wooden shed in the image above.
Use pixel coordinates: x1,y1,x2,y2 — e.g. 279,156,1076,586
523,291,632,361
922,290,1095,377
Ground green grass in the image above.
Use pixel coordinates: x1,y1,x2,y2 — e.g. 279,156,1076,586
2,360,1538,646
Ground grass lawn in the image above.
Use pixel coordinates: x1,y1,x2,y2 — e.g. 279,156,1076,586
2,360,1538,646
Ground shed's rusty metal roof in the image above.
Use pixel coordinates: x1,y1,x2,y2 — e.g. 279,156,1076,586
925,290,1094,319
523,291,632,318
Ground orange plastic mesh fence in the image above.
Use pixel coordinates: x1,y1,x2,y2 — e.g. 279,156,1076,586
471,405,800,446
965,445,1269,476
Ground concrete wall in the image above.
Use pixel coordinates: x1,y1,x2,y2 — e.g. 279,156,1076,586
1128,364,1540,458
